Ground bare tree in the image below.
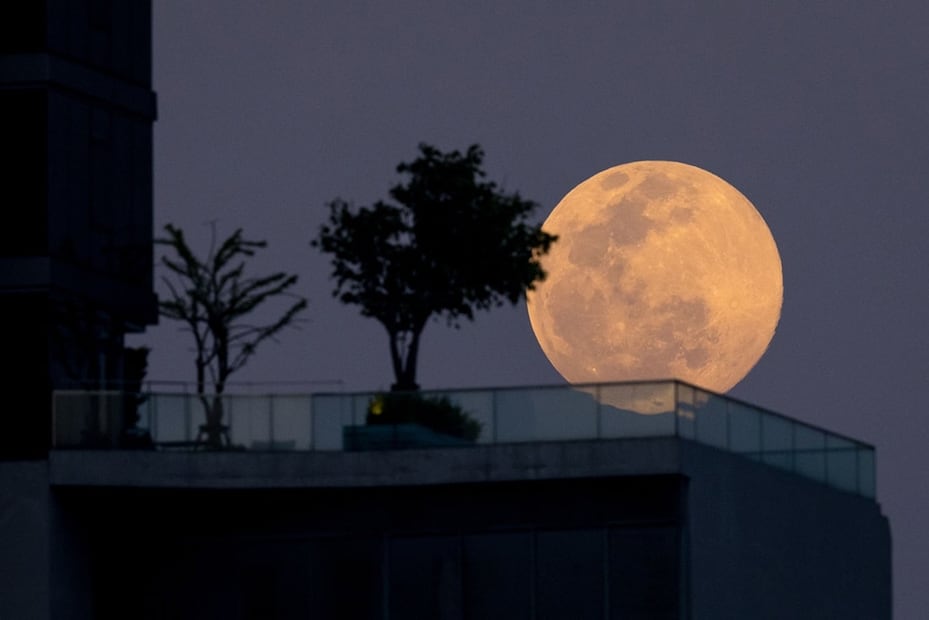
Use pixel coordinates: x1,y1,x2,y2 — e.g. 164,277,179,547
158,223,308,448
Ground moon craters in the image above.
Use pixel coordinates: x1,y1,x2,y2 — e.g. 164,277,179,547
528,161,782,393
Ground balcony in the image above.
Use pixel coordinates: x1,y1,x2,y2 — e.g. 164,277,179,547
51,380,875,498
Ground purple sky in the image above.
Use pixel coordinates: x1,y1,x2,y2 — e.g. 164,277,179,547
139,3,929,615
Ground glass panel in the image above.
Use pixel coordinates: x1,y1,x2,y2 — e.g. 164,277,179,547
599,382,675,415
761,414,792,452
826,434,854,450
826,447,858,493
761,414,793,469
599,382,675,438
675,384,695,440
135,393,154,430
795,452,826,482
310,394,349,451
226,395,271,449
857,449,876,498
151,393,195,443
793,425,825,481
599,404,676,438
349,393,373,427
52,391,123,447
794,425,825,451
99,385,875,498
693,392,729,449
51,392,86,447
267,395,310,451
728,403,760,453
480,388,529,442
496,386,597,442
445,391,494,444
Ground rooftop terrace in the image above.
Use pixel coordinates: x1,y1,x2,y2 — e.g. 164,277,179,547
52,380,875,498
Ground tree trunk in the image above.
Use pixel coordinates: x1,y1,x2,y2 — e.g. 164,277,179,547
389,327,422,392
195,392,227,449
203,395,227,448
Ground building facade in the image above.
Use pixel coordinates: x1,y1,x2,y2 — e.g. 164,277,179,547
0,0,157,458
39,427,890,619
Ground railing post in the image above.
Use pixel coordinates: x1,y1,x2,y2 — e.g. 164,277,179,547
823,435,829,486
309,395,315,451
491,389,498,443
184,394,191,442
151,393,158,443
688,384,696,441
855,446,861,496
268,394,275,450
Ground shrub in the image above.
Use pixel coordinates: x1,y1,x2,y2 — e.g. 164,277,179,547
366,392,482,441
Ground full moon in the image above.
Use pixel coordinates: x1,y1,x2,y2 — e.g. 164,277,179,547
527,161,782,394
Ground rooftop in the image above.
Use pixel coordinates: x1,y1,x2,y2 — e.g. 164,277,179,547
51,380,875,498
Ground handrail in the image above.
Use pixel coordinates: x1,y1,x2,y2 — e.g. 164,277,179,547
50,380,876,498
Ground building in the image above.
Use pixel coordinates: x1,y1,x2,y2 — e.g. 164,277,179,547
0,0,157,458
6,382,886,619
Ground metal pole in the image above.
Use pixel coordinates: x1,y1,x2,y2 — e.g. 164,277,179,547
268,394,275,450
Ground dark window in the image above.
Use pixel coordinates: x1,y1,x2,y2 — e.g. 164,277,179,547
609,525,681,620
463,531,532,620
536,529,604,620
307,536,382,619
389,535,460,620
89,0,113,32
0,89,48,256
0,3,47,52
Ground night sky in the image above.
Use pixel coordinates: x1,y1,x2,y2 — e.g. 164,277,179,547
138,3,929,615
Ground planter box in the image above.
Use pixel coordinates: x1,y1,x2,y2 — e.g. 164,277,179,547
343,424,474,452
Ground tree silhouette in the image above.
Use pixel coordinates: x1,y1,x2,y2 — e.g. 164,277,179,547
314,143,556,391
159,223,308,448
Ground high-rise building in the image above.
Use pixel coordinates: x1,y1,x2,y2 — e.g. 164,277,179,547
0,0,157,458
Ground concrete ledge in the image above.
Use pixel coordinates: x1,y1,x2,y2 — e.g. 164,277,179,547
49,438,682,489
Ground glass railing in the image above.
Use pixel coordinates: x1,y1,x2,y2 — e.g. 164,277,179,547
52,391,315,451
51,381,876,498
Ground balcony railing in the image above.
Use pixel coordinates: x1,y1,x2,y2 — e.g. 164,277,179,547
51,381,876,498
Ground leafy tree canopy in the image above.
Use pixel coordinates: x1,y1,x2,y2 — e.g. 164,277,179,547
314,143,556,391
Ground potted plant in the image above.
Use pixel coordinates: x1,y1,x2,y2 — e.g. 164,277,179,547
344,392,482,451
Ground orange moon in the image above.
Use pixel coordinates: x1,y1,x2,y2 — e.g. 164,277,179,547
527,161,782,394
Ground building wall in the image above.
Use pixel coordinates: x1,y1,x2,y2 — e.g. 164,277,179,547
44,438,892,619
682,442,892,619
0,0,155,308
57,476,686,619
0,0,156,457
0,462,51,619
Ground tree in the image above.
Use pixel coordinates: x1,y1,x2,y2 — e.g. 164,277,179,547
158,223,308,448
314,143,556,391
